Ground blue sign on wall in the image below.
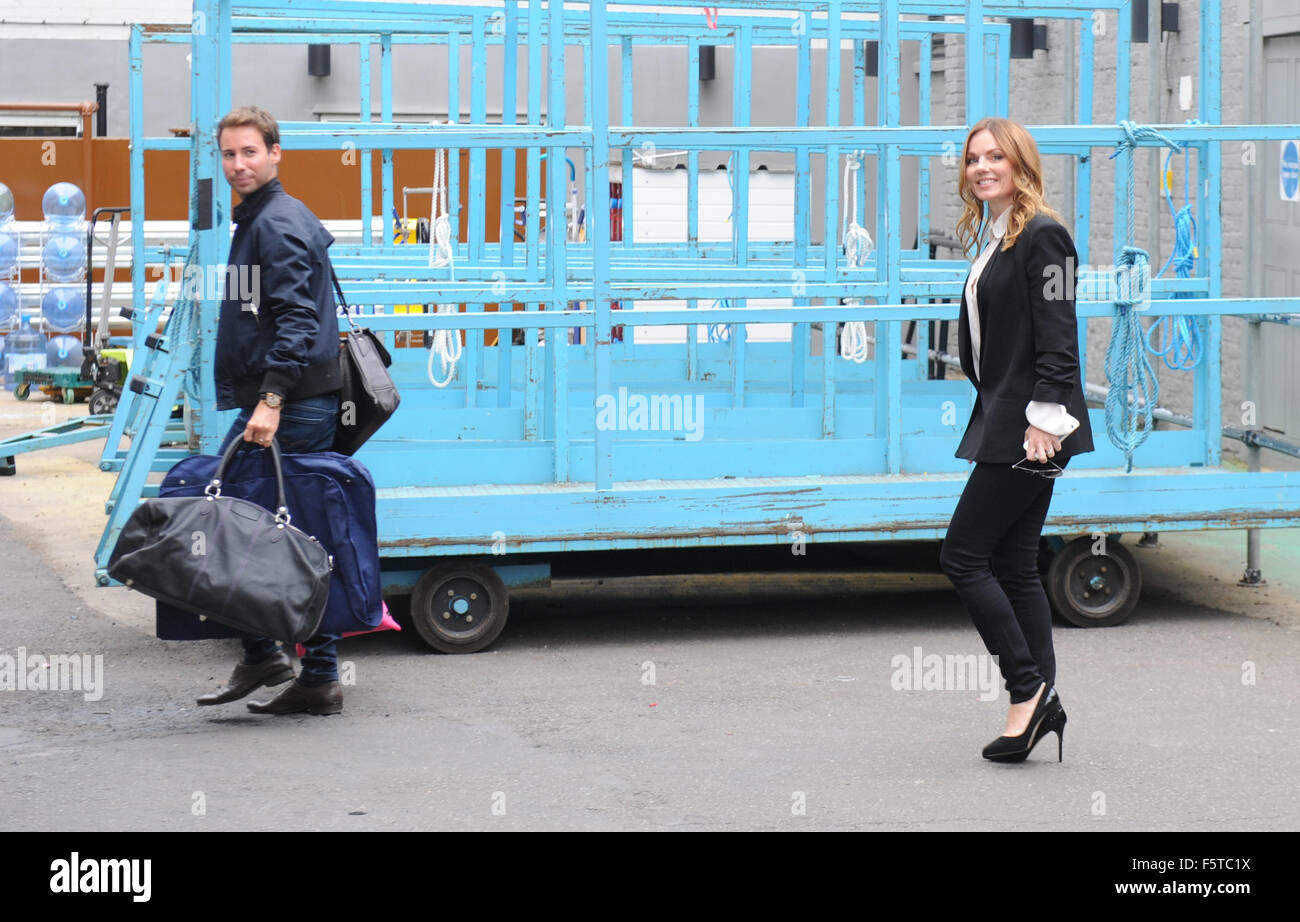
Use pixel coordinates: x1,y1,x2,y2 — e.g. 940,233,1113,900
1282,140,1300,202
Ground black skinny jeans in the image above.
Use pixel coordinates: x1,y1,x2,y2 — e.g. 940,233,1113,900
939,460,1067,704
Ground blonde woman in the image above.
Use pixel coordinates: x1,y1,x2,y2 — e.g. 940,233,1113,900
939,117,1094,762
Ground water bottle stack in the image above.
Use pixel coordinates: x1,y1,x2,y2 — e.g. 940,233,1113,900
0,182,20,386
40,182,89,357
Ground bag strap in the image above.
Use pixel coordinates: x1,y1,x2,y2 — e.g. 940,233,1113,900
207,435,294,526
331,266,360,333
333,265,396,368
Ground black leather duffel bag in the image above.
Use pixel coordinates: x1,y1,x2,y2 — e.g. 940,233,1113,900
108,436,333,644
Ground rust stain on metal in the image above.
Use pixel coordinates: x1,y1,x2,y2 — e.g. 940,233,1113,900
380,520,922,550
380,506,1298,552
1047,509,1299,529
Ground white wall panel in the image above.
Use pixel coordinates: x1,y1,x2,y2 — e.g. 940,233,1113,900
629,166,797,345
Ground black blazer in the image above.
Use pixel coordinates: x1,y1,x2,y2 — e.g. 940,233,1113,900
955,213,1095,463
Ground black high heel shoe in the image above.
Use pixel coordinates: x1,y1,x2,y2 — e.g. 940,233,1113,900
982,685,1067,763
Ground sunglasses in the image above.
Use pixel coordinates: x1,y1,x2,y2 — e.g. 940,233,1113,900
1012,457,1064,479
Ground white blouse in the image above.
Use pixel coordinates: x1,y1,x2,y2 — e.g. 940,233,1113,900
964,208,1079,440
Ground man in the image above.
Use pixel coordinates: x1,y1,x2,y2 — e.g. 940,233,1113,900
197,105,345,715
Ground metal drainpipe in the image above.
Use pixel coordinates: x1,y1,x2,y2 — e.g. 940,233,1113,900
1063,20,1075,232
1141,0,1162,550
1147,0,1160,268
95,84,108,137
81,103,98,220
1241,0,1266,587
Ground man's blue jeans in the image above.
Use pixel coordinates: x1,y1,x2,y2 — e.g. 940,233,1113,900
218,393,341,685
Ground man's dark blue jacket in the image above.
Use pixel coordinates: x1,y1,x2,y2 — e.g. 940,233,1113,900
215,178,341,410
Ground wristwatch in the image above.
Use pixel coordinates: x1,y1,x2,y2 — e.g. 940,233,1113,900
260,391,284,409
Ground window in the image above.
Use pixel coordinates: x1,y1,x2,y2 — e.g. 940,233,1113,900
0,110,81,138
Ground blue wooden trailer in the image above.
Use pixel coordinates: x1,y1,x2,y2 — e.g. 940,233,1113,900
94,0,1300,650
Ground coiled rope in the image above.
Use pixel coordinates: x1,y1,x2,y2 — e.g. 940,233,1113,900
839,152,873,363
1104,120,1176,470
1146,130,1202,370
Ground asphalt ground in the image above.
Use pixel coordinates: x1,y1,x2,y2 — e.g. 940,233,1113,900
1,391,1297,832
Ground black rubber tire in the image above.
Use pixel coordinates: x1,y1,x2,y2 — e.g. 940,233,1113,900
1045,535,1141,627
13,383,29,400
88,388,118,416
409,561,509,653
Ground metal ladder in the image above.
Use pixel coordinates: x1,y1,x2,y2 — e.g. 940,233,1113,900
91,245,202,585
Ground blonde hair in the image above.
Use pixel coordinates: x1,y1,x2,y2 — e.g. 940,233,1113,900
955,117,1062,258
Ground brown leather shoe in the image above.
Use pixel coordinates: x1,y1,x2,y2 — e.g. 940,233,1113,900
247,678,343,716
197,650,294,706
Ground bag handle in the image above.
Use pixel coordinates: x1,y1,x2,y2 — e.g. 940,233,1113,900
205,435,294,526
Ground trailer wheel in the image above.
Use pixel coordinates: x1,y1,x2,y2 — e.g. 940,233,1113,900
13,383,29,400
62,387,77,404
409,561,509,653
1046,535,1141,627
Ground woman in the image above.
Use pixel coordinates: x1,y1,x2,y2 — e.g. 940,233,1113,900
938,117,1094,762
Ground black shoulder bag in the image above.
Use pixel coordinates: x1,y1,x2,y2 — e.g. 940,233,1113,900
332,268,400,455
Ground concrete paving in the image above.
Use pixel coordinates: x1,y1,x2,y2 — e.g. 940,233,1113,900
1,391,1297,831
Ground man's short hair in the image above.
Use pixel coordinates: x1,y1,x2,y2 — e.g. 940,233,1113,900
217,106,280,151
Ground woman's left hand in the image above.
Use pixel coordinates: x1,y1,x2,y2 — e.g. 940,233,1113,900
1023,424,1062,463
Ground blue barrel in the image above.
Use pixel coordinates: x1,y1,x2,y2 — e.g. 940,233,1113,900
0,182,14,222
46,333,82,368
0,226,18,273
0,281,18,330
4,317,46,380
41,233,86,282
41,182,85,225
41,286,85,333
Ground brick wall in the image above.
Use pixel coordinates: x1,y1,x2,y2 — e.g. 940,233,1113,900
933,4,1257,464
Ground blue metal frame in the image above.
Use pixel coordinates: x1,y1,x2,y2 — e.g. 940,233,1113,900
95,0,1300,585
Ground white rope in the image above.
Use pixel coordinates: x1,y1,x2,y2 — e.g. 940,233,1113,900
840,152,873,364
427,137,462,388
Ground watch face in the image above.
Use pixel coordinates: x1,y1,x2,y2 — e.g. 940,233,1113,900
264,393,283,408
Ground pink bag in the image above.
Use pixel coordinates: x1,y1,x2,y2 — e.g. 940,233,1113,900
295,601,401,657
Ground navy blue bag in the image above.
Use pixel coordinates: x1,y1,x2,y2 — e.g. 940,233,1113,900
155,446,382,641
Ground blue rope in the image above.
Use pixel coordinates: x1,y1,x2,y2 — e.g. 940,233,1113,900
709,154,738,343
1104,120,1176,471
707,298,732,343
1146,142,1202,370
